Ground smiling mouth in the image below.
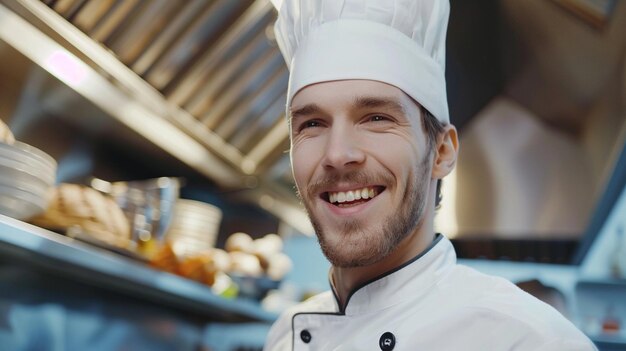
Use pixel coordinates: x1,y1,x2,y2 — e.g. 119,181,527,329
321,186,386,207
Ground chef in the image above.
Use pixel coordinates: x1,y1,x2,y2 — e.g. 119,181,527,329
265,0,596,350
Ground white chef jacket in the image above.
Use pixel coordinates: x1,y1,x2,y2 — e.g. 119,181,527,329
264,235,596,351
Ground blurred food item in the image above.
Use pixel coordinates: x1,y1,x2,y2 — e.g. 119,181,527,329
210,248,232,272
147,244,237,297
0,141,56,220
30,183,131,248
250,233,284,270
267,253,293,281
221,232,292,301
211,271,238,299
229,251,263,277
149,245,232,289
256,233,283,254
178,255,217,286
138,235,161,260
0,119,15,144
225,232,253,253
146,231,292,300
149,242,179,274
224,232,290,279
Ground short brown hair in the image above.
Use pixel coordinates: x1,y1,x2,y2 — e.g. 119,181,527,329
421,108,446,209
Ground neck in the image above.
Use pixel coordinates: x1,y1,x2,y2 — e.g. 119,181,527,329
331,206,436,310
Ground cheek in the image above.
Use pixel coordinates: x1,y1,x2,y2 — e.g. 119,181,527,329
290,143,320,189
365,135,422,177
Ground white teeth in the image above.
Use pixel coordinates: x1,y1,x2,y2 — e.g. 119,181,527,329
328,187,380,204
346,191,355,202
337,192,346,203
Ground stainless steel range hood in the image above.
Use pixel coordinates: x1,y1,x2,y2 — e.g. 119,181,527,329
0,0,312,234
25,0,290,177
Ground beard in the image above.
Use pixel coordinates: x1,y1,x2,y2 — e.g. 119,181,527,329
299,154,432,268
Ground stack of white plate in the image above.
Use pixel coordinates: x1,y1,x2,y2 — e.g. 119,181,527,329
166,199,222,257
0,141,57,220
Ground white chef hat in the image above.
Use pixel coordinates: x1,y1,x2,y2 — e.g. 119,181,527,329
272,0,450,124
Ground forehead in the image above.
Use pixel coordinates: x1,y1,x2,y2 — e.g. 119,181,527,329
290,79,417,113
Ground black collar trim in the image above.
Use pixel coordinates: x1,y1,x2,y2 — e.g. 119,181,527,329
332,233,443,314
291,233,443,350
290,234,444,348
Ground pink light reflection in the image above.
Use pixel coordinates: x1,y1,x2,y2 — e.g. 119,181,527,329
44,50,87,86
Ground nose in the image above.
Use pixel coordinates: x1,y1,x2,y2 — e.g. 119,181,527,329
321,125,366,170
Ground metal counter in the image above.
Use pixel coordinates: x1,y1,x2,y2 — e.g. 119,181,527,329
0,214,277,324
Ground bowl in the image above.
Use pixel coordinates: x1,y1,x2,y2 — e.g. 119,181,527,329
0,141,56,219
0,185,48,219
166,199,222,257
228,273,281,301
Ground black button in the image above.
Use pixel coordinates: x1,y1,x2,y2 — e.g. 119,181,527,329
300,329,312,344
379,332,395,350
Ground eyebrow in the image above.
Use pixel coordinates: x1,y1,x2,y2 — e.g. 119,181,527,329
289,96,408,121
289,103,323,121
353,96,407,115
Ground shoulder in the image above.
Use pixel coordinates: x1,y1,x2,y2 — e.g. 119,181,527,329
280,290,337,320
441,265,596,349
264,291,335,351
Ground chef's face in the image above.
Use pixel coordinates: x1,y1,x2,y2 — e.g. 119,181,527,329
290,80,433,268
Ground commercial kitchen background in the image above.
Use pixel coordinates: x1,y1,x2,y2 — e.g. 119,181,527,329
0,0,625,350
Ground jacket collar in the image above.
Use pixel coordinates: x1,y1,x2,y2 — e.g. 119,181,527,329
329,234,456,315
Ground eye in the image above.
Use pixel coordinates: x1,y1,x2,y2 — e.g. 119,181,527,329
368,114,390,122
298,119,323,131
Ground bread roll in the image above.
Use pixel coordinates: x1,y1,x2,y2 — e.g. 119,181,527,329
225,232,253,253
267,252,293,281
210,248,232,272
229,251,263,277
30,183,131,247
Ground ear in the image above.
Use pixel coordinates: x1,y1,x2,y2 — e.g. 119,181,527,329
431,124,459,179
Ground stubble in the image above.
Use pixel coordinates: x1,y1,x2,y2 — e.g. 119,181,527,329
301,154,432,268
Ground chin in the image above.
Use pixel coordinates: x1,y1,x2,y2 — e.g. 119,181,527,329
316,221,395,268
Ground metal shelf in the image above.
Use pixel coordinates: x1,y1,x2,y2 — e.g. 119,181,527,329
0,214,277,323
